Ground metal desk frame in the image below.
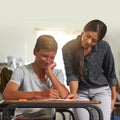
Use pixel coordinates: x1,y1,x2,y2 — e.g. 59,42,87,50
1,100,103,120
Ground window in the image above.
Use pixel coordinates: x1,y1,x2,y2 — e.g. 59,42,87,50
36,28,81,83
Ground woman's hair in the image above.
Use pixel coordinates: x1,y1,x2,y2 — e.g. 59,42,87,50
84,19,107,41
35,35,58,51
75,35,84,75
75,19,107,75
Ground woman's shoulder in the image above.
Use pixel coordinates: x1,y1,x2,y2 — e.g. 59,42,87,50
98,40,111,49
99,40,110,45
62,38,78,49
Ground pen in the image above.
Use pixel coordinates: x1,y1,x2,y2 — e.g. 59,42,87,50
41,83,61,99
41,83,49,89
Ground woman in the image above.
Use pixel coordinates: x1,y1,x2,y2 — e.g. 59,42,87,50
62,19,117,120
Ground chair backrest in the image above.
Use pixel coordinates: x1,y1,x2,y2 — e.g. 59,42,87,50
0,67,13,94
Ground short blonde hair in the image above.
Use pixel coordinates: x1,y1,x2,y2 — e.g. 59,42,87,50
35,35,58,51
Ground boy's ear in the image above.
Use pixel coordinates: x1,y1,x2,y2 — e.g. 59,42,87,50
33,48,37,55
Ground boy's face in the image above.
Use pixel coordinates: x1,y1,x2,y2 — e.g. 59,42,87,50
34,49,56,69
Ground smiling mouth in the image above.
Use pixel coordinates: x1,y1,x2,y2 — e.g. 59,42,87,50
42,64,50,68
84,44,91,48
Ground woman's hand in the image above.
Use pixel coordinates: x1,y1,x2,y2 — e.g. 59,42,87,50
67,93,78,99
111,98,116,112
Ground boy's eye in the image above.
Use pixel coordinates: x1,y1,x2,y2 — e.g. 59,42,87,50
42,55,48,58
42,55,54,60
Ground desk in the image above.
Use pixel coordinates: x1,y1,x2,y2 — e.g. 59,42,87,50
114,102,120,107
1,99,103,120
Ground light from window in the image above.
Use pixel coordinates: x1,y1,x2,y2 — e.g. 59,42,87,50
36,28,81,82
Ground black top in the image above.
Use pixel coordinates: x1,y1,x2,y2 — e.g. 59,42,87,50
62,38,117,89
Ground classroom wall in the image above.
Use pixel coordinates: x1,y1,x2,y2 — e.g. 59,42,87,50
0,0,120,79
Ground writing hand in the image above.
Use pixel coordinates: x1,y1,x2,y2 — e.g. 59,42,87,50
35,88,60,99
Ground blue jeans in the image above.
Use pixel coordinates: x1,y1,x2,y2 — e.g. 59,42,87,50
74,86,111,120
111,115,120,120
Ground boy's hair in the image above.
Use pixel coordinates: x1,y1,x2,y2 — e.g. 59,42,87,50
35,35,58,51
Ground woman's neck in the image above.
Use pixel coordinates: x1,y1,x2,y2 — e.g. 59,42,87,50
84,47,92,56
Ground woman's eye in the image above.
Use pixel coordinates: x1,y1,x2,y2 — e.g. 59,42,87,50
92,39,98,43
86,34,91,38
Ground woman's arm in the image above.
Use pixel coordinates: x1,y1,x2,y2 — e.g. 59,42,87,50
111,86,116,112
67,81,78,99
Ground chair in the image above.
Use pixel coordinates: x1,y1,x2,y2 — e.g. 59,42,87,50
10,109,75,120
0,67,12,94
0,67,12,119
56,108,75,120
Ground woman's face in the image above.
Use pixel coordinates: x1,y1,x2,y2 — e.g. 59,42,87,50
81,31,99,49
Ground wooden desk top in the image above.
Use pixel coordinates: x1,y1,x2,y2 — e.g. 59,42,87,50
2,99,101,104
3,99,101,104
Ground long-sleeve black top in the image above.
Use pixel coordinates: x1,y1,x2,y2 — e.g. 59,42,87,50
62,38,117,89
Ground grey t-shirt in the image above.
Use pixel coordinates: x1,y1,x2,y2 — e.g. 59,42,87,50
10,63,64,119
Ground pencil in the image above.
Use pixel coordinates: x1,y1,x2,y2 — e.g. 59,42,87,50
41,83,49,89
41,83,61,99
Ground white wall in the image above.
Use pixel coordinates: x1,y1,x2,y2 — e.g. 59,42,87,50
0,0,120,79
